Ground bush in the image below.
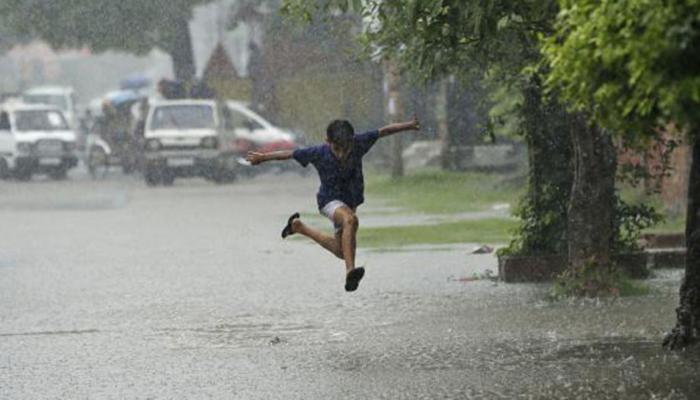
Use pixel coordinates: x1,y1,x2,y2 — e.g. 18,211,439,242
551,259,623,298
550,258,651,298
612,195,664,252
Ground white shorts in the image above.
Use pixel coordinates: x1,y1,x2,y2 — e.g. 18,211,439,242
320,200,350,232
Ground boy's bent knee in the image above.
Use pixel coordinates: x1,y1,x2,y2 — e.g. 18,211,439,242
342,213,359,229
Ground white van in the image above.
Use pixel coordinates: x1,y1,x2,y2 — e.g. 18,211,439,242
0,102,78,180
142,99,228,185
23,86,78,129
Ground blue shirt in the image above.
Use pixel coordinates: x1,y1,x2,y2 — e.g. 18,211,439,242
293,130,380,210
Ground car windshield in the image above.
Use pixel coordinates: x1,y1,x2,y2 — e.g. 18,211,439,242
150,105,215,130
23,94,69,111
14,110,70,131
225,108,264,131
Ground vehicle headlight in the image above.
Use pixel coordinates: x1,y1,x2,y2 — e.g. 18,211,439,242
17,142,32,154
201,136,218,149
145,139,161,151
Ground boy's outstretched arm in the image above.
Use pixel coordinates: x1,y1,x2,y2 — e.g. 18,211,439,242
378,116,420,138
246,150,293,165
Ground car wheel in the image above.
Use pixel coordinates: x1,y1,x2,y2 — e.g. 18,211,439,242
48,167,68,180
144,164,162,186
213,168,236,184
161,169,175,186
121,153,139,174
0,158,9,180
14,168,32,181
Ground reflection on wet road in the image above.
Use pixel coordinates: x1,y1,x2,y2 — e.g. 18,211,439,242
1,173,698,399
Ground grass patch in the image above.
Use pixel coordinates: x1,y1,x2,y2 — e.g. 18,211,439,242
618,279,654,297
645,214,685,234
551,260,655,299
365,169,523,214
547,277,653,301
358,218,517,248
368,245,465,253
300,212,324,220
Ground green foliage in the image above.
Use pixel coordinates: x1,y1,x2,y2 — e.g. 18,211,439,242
498,180,569,256
551,262,652,298
551,259,652,299
617,278,654,297
282,0,558,82
485,79,523,139
647,214,686,234
551,259,625,298
612,196,665,253
542,0,700,137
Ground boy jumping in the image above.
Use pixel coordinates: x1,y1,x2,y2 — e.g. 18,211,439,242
246,117,420,292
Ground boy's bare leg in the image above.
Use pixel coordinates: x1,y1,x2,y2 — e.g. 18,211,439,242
291,218,344,259
332,206,359,274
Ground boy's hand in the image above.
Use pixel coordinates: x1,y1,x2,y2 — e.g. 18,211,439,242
407,115,421,131
246,151,265,165
378,115,422,138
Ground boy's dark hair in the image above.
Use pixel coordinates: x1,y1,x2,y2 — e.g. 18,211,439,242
326,119,354,146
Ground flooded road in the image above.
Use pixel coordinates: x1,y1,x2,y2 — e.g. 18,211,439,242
1,171,698,399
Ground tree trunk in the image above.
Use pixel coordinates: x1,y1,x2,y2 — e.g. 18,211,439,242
446,77,482,169
567,113,617,270
436,79,450,170
511,78,573,255
384,61,404,178
664,131,700,349
169,15,196,83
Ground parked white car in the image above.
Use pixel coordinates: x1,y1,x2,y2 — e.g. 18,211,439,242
220,101,304,173
22,86,78,129
0,102,78,180
142,99,228,185
222,101,297,148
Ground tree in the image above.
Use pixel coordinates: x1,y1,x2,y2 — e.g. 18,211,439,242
0,23,28,54
0,0,212,81
542,0,700,348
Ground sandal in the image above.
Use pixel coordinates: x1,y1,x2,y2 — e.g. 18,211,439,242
344,267,365,292
281,212,300,239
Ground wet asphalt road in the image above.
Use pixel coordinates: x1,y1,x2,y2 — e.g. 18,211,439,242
1,170,699,399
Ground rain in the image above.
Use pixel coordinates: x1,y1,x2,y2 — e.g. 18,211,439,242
1,1,699,399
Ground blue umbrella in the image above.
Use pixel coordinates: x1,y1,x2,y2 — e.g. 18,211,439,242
105,90,145,108
120,75,151,91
